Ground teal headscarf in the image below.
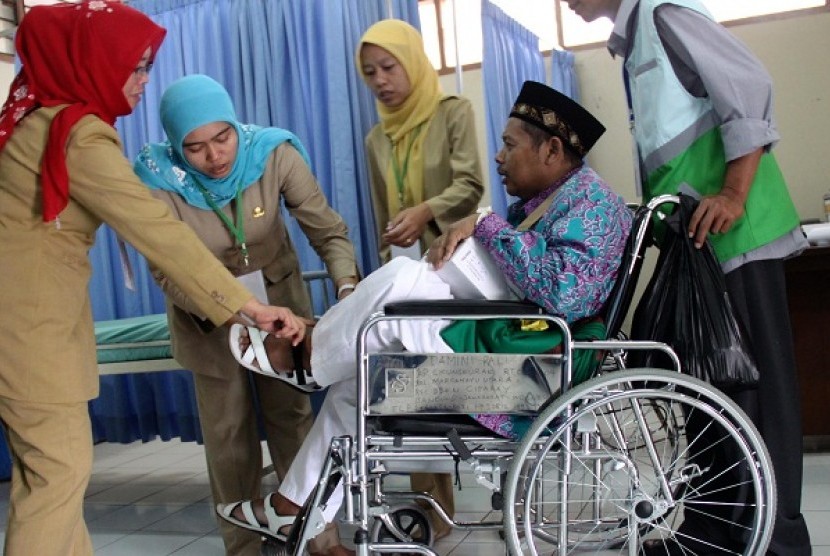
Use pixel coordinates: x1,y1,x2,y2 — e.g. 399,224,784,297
134,74,310,210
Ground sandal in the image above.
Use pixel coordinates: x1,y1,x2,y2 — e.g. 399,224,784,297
216,493,296,542
229,323,320,393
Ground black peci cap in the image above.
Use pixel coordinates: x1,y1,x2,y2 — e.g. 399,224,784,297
510,80,606,157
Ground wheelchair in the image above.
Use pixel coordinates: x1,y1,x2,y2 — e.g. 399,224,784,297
266,195,776,555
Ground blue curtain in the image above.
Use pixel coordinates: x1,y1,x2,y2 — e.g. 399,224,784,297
481,0,545,215
551,49,580,101
83,0,420,447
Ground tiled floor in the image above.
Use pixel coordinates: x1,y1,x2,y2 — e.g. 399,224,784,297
0,439,828,555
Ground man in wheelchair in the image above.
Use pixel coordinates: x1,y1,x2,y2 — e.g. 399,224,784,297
219,81,633,555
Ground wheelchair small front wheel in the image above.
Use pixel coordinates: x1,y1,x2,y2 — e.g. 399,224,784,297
370,503,434,553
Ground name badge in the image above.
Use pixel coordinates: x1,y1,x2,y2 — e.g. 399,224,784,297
237,270,268,304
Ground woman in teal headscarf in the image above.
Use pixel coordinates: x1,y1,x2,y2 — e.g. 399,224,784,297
134,74,359,556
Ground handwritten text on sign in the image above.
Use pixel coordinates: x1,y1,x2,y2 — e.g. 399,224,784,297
368,353,561,414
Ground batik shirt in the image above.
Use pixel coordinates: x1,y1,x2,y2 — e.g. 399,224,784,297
476,164,633,324
470,164,632,440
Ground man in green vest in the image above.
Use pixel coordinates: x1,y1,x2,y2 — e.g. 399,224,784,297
564,1,811,555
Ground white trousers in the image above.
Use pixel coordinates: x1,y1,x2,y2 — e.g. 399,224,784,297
278,257,454,521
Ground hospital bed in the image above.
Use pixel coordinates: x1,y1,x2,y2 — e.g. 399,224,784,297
94,270,337,376
96,313,178,375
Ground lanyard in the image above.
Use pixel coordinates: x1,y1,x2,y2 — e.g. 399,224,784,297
622,64,635,130
192,176,249,267
390,124,424,208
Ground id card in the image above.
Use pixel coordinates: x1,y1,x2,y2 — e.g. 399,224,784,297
237,270,268,304
117,238,136,291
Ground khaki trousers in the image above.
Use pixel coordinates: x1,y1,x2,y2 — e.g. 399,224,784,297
0,396,93,556
193,370,340,555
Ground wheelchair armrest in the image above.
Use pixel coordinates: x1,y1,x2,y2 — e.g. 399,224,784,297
383,298,545,317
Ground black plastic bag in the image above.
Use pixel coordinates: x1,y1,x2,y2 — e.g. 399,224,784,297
630,194,759,389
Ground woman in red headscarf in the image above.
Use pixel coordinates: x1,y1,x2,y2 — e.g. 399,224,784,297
0,3,307,555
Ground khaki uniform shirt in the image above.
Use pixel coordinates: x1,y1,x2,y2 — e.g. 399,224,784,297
365,96,484,262
0,107,252,403
150,144,358,378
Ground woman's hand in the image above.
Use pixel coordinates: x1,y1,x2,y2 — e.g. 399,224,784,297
383,203,433,248
236,298,306,345
426,214,477,269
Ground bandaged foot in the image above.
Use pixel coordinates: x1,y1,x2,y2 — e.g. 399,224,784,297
229,323,319,393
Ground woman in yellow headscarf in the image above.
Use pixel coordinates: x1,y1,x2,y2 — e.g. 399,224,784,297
356,18,485,539
357,19,484,263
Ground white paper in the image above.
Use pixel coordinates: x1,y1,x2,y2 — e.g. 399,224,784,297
237,270,268,304
434,238,520,300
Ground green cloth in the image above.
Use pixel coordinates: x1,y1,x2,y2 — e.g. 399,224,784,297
439,318,607,387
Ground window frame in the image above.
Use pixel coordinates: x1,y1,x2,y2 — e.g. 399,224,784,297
420,0,486,75
1,0,77,62
419,0,830,72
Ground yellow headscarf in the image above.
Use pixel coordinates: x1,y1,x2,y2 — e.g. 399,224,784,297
356,19,443,219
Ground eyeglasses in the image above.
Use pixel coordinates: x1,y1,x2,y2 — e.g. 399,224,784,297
132,62,154,76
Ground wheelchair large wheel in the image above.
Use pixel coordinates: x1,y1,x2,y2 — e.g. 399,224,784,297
503,368,775,555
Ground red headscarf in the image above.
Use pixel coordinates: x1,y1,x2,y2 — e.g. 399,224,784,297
0,1,166,222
